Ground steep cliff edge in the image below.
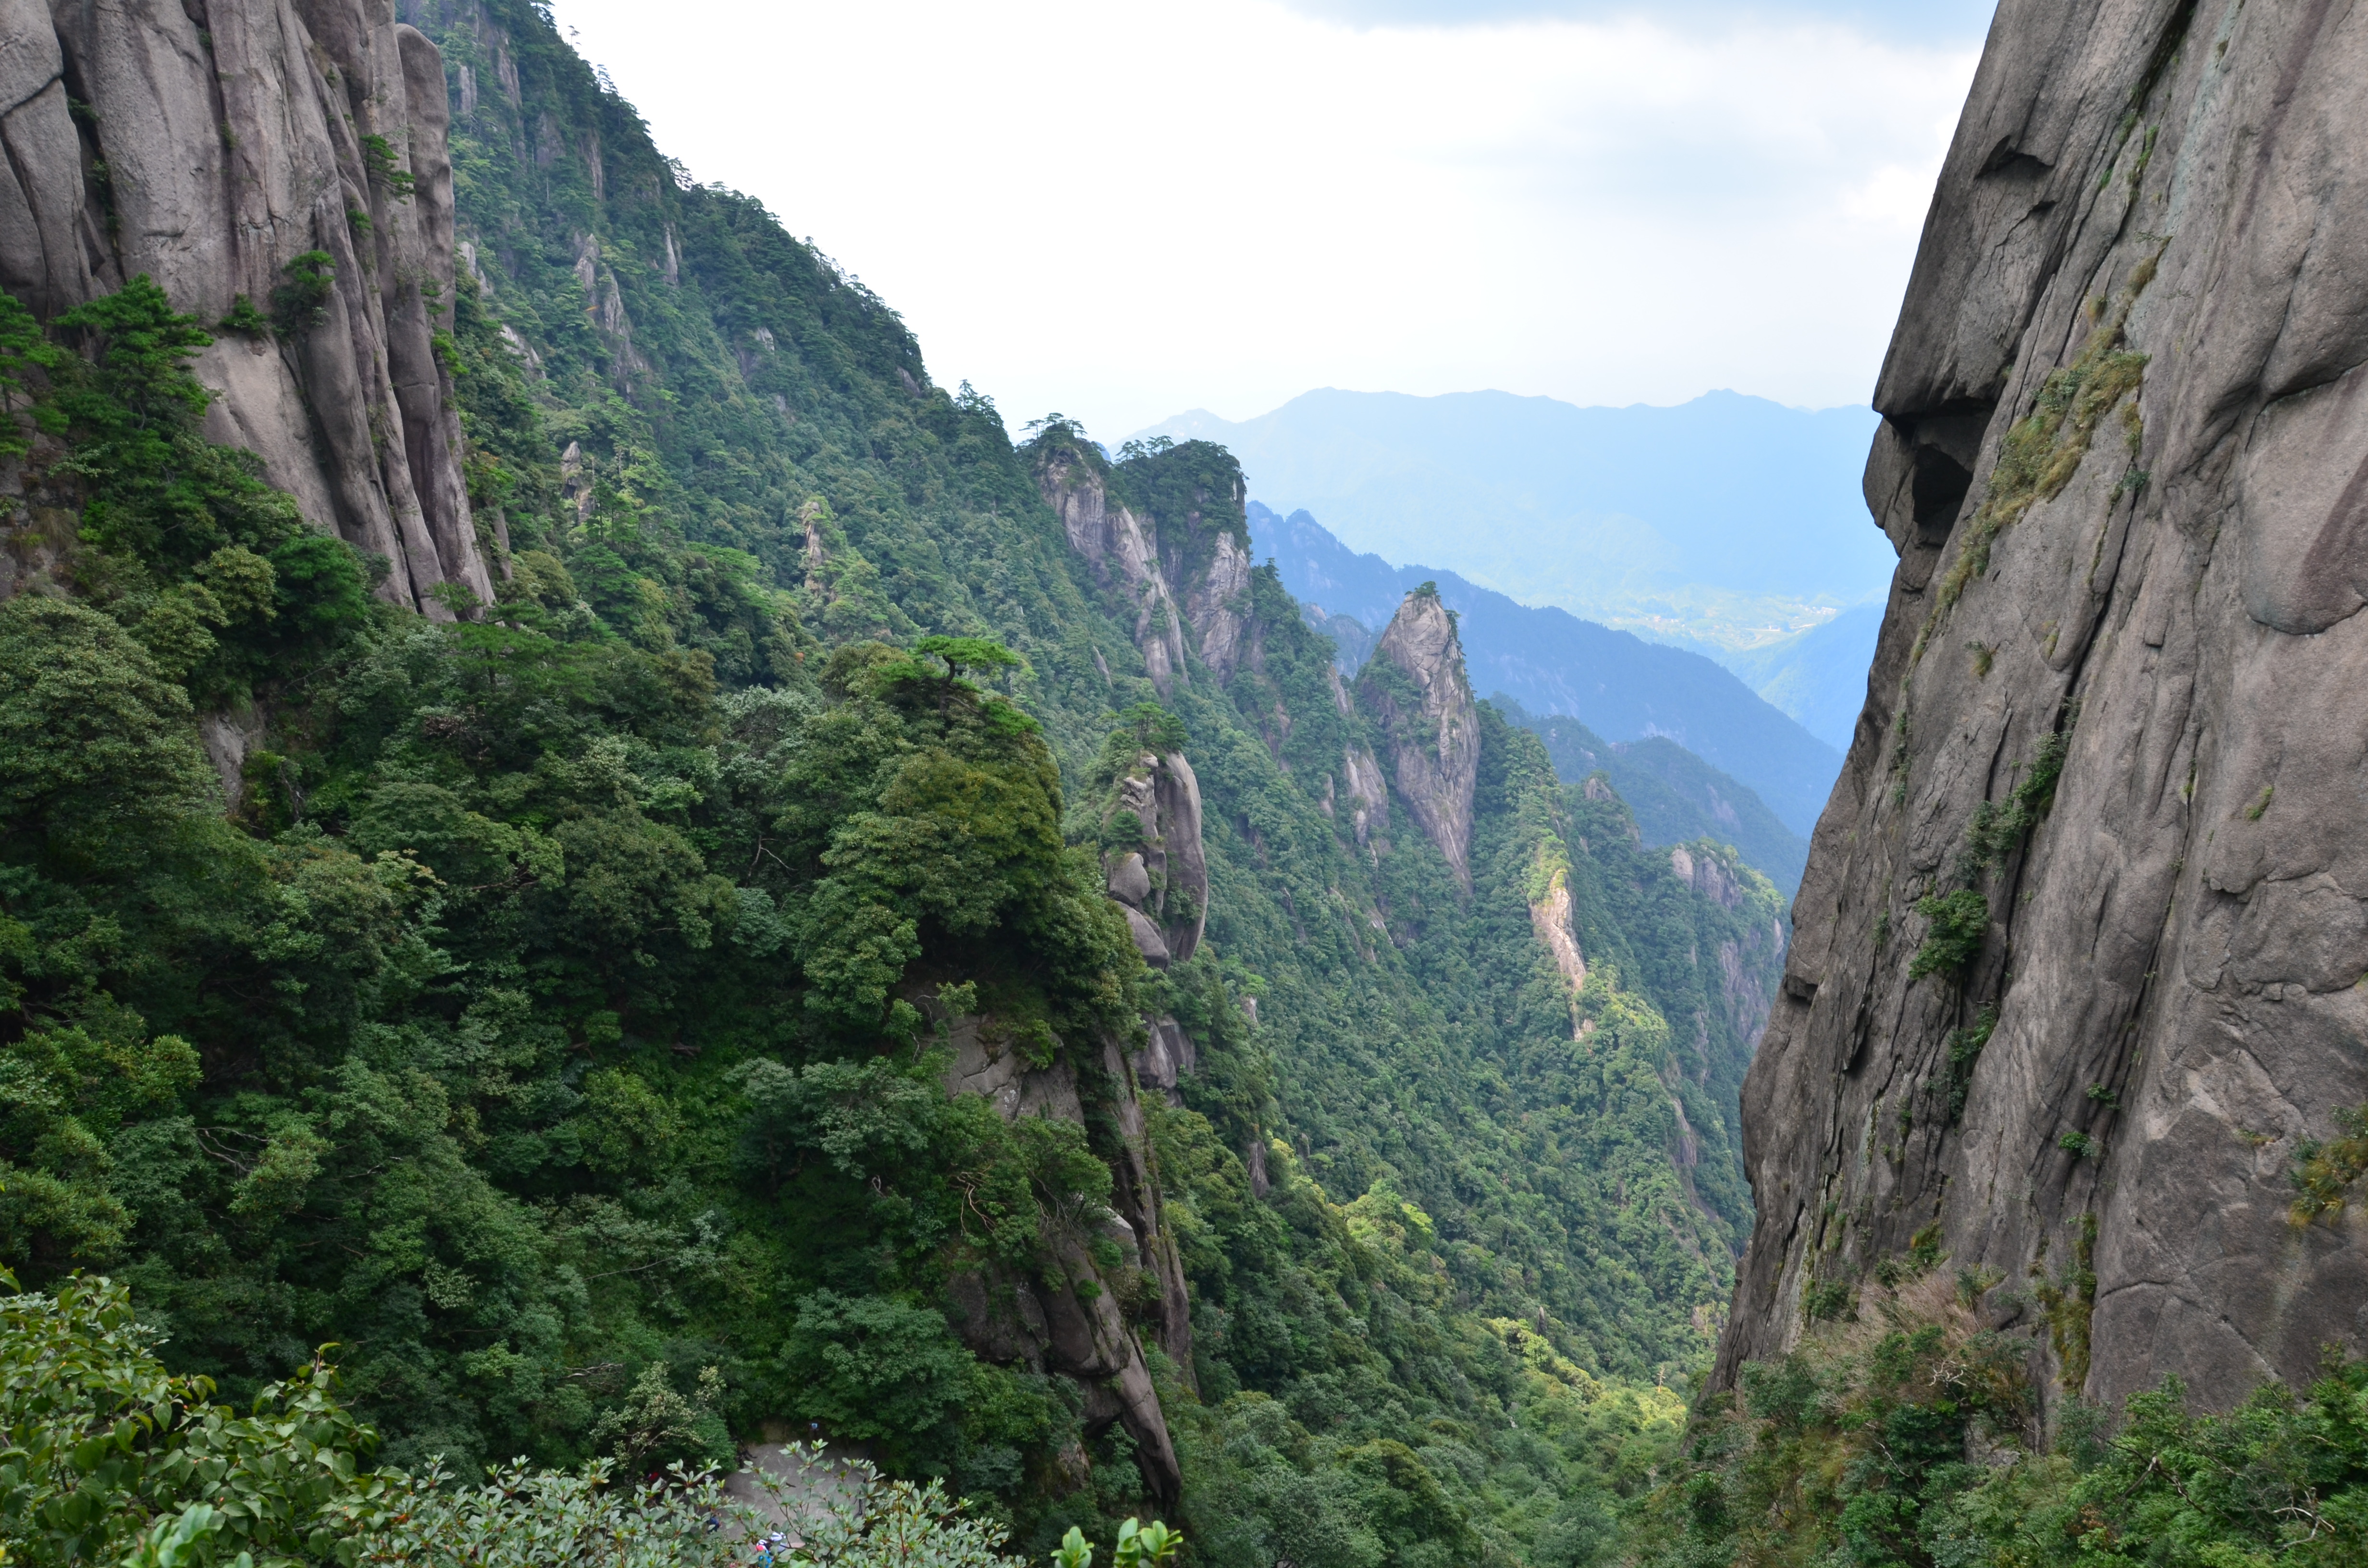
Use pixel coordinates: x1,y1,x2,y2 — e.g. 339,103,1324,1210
1721,0,2368,1410
0,0,493,611
1033,429,1254,693
1040,443,1190,696
1099,748,1209,974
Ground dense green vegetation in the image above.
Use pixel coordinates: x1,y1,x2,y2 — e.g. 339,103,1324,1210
0,255,1751,1557
4,8,2362,1566
0,2,1810,1561
1624,1264,2368,1568
0,1266,1033,1568
2,270,1175,1527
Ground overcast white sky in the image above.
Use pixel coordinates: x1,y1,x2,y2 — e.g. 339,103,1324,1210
551,0,1991,443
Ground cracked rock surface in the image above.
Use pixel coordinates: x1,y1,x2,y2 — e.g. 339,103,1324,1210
1718,0,2368,1414
1,0,493,612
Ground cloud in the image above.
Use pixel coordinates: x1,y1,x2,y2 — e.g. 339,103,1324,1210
551,0,1980,442
1279,0,1996,43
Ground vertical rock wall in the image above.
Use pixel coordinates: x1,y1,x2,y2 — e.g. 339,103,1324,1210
2,0,493,612
1528,865,1587,1035
1720,0,2368,1414
1101,748,1209,973
1039,451,1190,697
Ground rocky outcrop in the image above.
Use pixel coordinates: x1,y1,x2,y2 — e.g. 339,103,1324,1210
1713,931,1776,1058
1719,0,2368,1415
1039,450,1189,696
1528,862,1586,1036
1037,444,1257,692
936,626,1221,1503
1339,742,1390,850
0,0,494,613
1182,526,1252,684
938,1013,1186,1510
1133,1016,1196,1102
1669,843,1740,910
1101,749,1209,968
1359,587,1479,889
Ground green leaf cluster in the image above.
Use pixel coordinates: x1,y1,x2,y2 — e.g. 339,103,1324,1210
0,1266,1075,1568
0,1269,371,1568
1629,1269,2368,1568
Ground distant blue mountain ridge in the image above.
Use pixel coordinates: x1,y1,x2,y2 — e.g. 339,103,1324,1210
1250,502,1844,839
1716,603,1885,753
1145,384,1896,804
1138,389,1895,646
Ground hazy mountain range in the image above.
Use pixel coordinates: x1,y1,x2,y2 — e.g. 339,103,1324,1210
1712,602,1883,752
1142,388,1894,757
1491,698,1810,894
1136,388,1893,652
1250,502,1842,838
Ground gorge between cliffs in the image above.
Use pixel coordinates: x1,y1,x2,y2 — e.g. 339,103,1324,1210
0,1,2364,1566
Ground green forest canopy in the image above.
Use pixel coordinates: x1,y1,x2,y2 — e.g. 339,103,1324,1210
2,4,2361,1566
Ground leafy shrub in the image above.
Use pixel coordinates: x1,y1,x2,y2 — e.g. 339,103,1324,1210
358,134,416,200
1,1268,1089,1568
0,595,214,844
271,252,337,333
779,1292,973,1455
1943,1004,1997,1123
216,294,272,339
2291,1102,2368,1226
1630,1260,2368,1568
1908,888,1988,982
1629,1272,2032,1568
0,1269,375,1568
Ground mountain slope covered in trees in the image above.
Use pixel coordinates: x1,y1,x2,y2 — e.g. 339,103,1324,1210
1491,700,1809,896
0,0,1798,1562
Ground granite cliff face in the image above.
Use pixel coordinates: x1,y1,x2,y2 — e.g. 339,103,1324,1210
1100,748,1209,974
1040,449,1190,696
1359,587,1480,889
930,684,1215,1505
939,1013,1188,1511
1037,446,1255,694
0,0,493,612
1721,0,2368,1412
1527,864,1587,1036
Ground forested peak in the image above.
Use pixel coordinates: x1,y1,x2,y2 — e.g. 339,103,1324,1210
1107,438,1247,551
1021,415,1108,482
1020,426,1250,563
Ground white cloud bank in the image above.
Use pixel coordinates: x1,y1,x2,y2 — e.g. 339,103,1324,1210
550,0,1983,441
